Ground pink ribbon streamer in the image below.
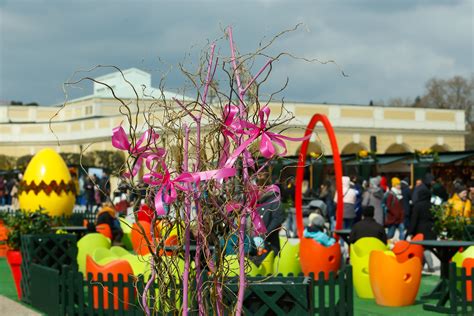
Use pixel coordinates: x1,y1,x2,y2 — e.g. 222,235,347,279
143,162,237,216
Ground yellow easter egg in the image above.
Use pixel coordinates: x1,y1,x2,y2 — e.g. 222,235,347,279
18,148,75,217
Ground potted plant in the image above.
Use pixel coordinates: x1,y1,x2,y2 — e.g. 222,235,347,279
4,209,51,299
432,204,469,240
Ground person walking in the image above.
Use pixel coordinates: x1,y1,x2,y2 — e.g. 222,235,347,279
362,176,385,226
319,180,336,230
385,177,405,240
408,185,436,272
334,176,357,229
85,177,95,213
400,178,412,232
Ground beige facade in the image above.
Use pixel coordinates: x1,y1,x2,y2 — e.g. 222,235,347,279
0,98,466,158
0,69,467,158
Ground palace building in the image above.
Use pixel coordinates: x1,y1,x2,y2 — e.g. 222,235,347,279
0,68,467,159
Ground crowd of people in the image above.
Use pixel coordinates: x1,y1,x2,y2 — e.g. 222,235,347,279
282,173,473,271
0,176,19,208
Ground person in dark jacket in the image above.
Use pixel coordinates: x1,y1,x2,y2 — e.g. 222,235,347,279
408,185,435,271
349,206,387,244
257,171,287,256
401,178,412,232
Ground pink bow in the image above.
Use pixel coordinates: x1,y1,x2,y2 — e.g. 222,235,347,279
144,161,237,216
112,125,165,178
223,106,310,168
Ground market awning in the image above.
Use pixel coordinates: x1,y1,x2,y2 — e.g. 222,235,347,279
345,154,410,166
436,152,474,164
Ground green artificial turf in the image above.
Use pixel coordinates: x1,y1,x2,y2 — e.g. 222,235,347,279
353,274,442,316
0,257,18,301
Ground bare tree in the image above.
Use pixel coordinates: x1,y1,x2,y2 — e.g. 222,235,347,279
420,75,474,149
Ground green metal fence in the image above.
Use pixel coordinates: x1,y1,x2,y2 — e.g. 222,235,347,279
29,263,353,316
446,262,474,315
20,234,78,304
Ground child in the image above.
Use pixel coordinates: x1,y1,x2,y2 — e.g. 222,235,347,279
304,213,335,247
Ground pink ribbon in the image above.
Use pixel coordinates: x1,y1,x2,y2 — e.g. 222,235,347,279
144,162,237,216
112,125,165,178
222,105,310,168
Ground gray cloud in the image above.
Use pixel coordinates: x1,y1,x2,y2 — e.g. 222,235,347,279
0,0,472,105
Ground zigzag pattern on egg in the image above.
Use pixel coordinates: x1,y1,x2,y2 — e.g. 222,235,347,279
18,180,77,196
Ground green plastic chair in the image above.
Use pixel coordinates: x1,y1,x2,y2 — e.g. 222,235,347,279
273,237,302,276
77,233,111,274
350,237,388,299
110,246,131,257
119,218,133,250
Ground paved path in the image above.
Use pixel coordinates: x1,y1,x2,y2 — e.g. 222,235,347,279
0,295,41,316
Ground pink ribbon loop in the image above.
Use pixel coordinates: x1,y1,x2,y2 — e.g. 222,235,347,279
221,105,310,168
112,125,165,178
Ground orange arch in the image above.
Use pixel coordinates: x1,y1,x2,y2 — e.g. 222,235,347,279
295,114,343,238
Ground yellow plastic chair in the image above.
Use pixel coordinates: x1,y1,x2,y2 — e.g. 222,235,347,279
119,218,133,250
110,246,131,257
92,247,118,265
452,246,474,267
369,250,422,306
350,237,388,299
224,255,264,277
273,238,302,276
260,251,276,275
121,253,152,277
451,246,474,292
77,233,111,274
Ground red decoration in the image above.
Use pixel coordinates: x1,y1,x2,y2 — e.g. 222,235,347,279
295,114,344,237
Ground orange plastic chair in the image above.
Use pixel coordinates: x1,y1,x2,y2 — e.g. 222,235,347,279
86,255,133,310
299,237,341,280
163,235,179,256
463,258,474,301
131,221,152,255
96,223,113,240
393,233,424,263
369,250,422,307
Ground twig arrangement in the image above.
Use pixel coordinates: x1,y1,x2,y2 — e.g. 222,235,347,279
65,25,328,315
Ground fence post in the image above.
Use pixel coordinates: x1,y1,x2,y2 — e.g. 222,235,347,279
449,262,458,315
317,272,325,315
347,265,354,316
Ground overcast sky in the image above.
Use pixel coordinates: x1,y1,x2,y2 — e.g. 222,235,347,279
0,0,472,106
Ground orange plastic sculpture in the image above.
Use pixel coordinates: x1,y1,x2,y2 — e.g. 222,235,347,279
162,235,179,256
463,258,474,301
86,255,133,310
299,238,341,280
393,233,424,263
96,223,113,240
369,250,422,306
131,221,152,255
